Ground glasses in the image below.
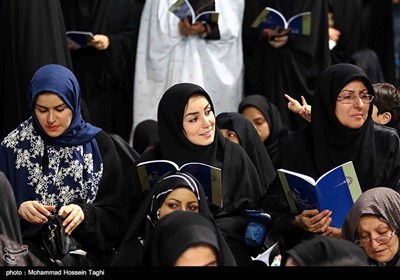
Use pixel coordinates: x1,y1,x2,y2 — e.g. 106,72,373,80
355,230,396,247
337,90,374,104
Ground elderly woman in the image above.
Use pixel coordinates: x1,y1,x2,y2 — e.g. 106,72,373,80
342,187,400,266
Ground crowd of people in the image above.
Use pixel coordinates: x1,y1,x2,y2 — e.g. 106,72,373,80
1,0,400,271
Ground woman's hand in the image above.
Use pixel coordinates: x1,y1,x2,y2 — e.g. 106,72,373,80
58,204,84,235
178,18,208,37
284,94,312,122
264,27,289,49
88,34,110,50
322,226,342,238
18,201,55,224
293,209,332,233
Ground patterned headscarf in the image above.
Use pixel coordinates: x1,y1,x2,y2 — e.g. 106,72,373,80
342,187,400,243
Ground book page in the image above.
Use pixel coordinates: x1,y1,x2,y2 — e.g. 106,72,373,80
251,7,286,30
277,168,316,185
286,11,311,35
168,0,195,22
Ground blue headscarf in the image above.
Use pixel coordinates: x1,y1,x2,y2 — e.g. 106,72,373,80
29,64,101,146
0,64,103,208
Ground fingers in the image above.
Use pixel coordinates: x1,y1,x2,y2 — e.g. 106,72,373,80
300,95,308,106
18,201,54,224
58,204,84,235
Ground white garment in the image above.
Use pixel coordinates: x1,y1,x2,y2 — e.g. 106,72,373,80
131,0,244,142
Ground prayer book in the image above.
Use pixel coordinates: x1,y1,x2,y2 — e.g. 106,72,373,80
277,161,362,227
66,31,94,49
137,160,222,207
169,0,219,24
251,7,311,35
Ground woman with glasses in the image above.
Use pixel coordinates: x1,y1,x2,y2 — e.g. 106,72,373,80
274,63,400,251
342,187,400,266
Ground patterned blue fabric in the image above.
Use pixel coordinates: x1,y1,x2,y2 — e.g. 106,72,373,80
0,64,103,208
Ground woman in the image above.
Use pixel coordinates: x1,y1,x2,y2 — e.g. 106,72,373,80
130,83,264,265
342,187,400,266
237,95,289,168
132,0,245,132
0,64,133,266
149,210,223,266
277,63,400,249
216,112,276,193
281,235,368,266
60,0,144,141
111,170,236,266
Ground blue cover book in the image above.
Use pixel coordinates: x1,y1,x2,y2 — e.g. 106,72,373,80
136,160,222,207
277,161,362,228
168,0,219,24
66,31,94,49
251,7,311,35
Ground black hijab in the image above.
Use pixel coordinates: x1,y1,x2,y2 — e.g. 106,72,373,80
312,63,375,185
155,83,264,216
216,112,276,193
238,95,289,168
149,210,227,266
281,235,369,266
111,171,236,266
280,64,384,190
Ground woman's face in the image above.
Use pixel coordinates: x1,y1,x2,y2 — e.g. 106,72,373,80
174,244,217,266
183,95,215,146
159,188,199,219
357,215,399,264
241,106,270,142
219,128,240,144
335,80,370,129
35,92,73,137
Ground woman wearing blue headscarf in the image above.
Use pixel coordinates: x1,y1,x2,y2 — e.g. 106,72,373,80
0,64,133,266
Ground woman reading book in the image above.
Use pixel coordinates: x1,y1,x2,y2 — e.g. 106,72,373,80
276,63,400,250
124,83,266,265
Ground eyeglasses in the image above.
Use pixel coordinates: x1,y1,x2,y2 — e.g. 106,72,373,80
355,230,396,247
337,90,374,104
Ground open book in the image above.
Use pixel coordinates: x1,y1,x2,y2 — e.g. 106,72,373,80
137,160,222,207
169,0,219,24
277,161,362,228
251,7,311,35
66,31,94,49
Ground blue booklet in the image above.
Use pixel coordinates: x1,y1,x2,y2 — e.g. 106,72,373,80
277,161,362,228
251,7,311,35
168,0,219,24
66,31,94,49
136,160,222,207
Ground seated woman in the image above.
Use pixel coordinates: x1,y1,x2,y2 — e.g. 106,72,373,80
238,95,289,168
281,234,368,266
126,83,265,265
0,64,134,266
277,64,400,250
111,170,236,266
216,112,276,194
148,210,225,266
342,187,400,266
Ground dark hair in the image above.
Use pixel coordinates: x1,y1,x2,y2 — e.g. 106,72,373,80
373,83,400,129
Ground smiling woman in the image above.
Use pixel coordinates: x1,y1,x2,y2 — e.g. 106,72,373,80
119,82,266,265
